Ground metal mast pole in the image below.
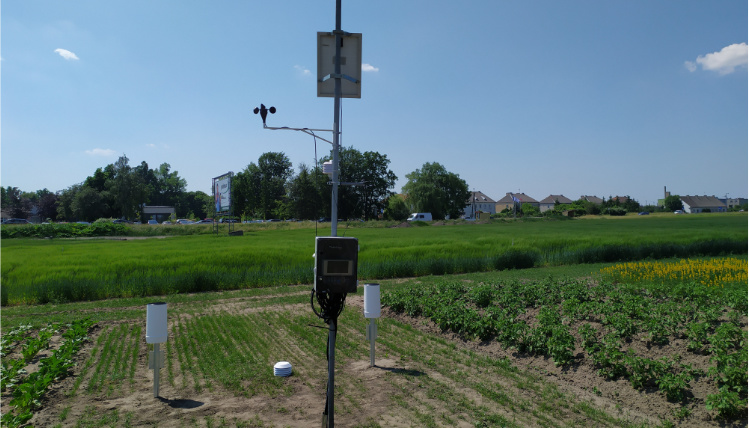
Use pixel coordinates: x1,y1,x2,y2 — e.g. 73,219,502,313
331,0,342,238
327,5,342,427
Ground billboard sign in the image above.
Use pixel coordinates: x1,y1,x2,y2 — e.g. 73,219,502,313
213,172,232,214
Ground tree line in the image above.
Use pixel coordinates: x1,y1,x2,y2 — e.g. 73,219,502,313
2,149,470,223
2,155,210,222
230,149,468,221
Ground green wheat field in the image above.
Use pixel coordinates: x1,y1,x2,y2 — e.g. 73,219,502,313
1,214,745,306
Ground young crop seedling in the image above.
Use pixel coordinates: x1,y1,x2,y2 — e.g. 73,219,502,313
1,318,93,428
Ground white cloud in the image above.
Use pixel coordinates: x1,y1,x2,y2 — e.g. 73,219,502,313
362,63,379,72
85,148,116,157
686,43,747,75
54,48,79,61
294,65,311,75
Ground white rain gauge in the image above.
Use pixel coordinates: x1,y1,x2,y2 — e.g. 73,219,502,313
363,283,380,367
146,302,168,398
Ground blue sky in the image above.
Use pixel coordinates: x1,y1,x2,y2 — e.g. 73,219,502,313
3,0,747,206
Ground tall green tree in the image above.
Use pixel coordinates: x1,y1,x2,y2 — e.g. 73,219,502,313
2,187,31,218
319,147,397,220
35,189,59,220
664,195,683,212
402,162,469,220
84,167,111,193
109,155,147,219
287,163,326,220
80,167,115,218
232,152,292,219
154,163,187,209
72,186,104,221
383,194,410,221
232,167,260,219
133,161,157,205
56,184,81,221
182,191,211,220
257,152,293,219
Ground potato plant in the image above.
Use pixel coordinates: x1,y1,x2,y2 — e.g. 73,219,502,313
382,259,747,420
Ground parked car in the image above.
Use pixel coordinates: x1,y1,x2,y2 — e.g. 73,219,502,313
195,219,213,224
113,219,131,224
162,221,172,225
176,219,195,225
638,212,650,216
2,218,30,224
674,210,685,214
407,212,433,222
148,220,159,225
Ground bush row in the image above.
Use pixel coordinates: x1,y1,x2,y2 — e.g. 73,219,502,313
362,239,746,280
0,223,130,239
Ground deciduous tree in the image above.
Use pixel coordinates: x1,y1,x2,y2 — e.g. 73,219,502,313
287,164,326,220
664,195,683,212
384,194,410,221
319,147,397,220
233,152,293,219
402,162,469,220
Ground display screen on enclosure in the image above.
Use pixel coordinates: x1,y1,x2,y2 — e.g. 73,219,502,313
324,260,352,276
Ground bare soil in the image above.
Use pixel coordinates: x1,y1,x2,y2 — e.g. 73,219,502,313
15,291,748,428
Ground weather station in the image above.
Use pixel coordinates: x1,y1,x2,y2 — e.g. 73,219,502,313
252,1,362,426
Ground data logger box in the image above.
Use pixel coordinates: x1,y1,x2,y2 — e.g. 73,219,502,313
314,237,358,293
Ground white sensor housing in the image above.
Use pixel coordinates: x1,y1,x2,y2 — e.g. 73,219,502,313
363,283,381,318
146,302,168,344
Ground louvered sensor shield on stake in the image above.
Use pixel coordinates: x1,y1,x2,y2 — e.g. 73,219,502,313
363,284,380,367
146,302,167,398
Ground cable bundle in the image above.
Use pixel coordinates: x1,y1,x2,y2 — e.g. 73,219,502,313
311,289,347,325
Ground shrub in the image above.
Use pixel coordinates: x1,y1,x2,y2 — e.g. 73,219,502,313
706,387,746,419
493,248,538,270
605,207,627,216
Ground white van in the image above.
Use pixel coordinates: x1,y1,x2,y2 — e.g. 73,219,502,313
407,213,432,222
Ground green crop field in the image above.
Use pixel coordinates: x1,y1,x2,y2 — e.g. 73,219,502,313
1,214,746,305
1,214,746,427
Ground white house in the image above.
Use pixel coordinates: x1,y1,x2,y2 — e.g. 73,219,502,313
539,194,574,213
464,191,496,219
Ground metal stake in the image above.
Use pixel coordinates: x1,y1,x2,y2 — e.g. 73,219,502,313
149,343,164,397
367,319,377,367
154,343,160,397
